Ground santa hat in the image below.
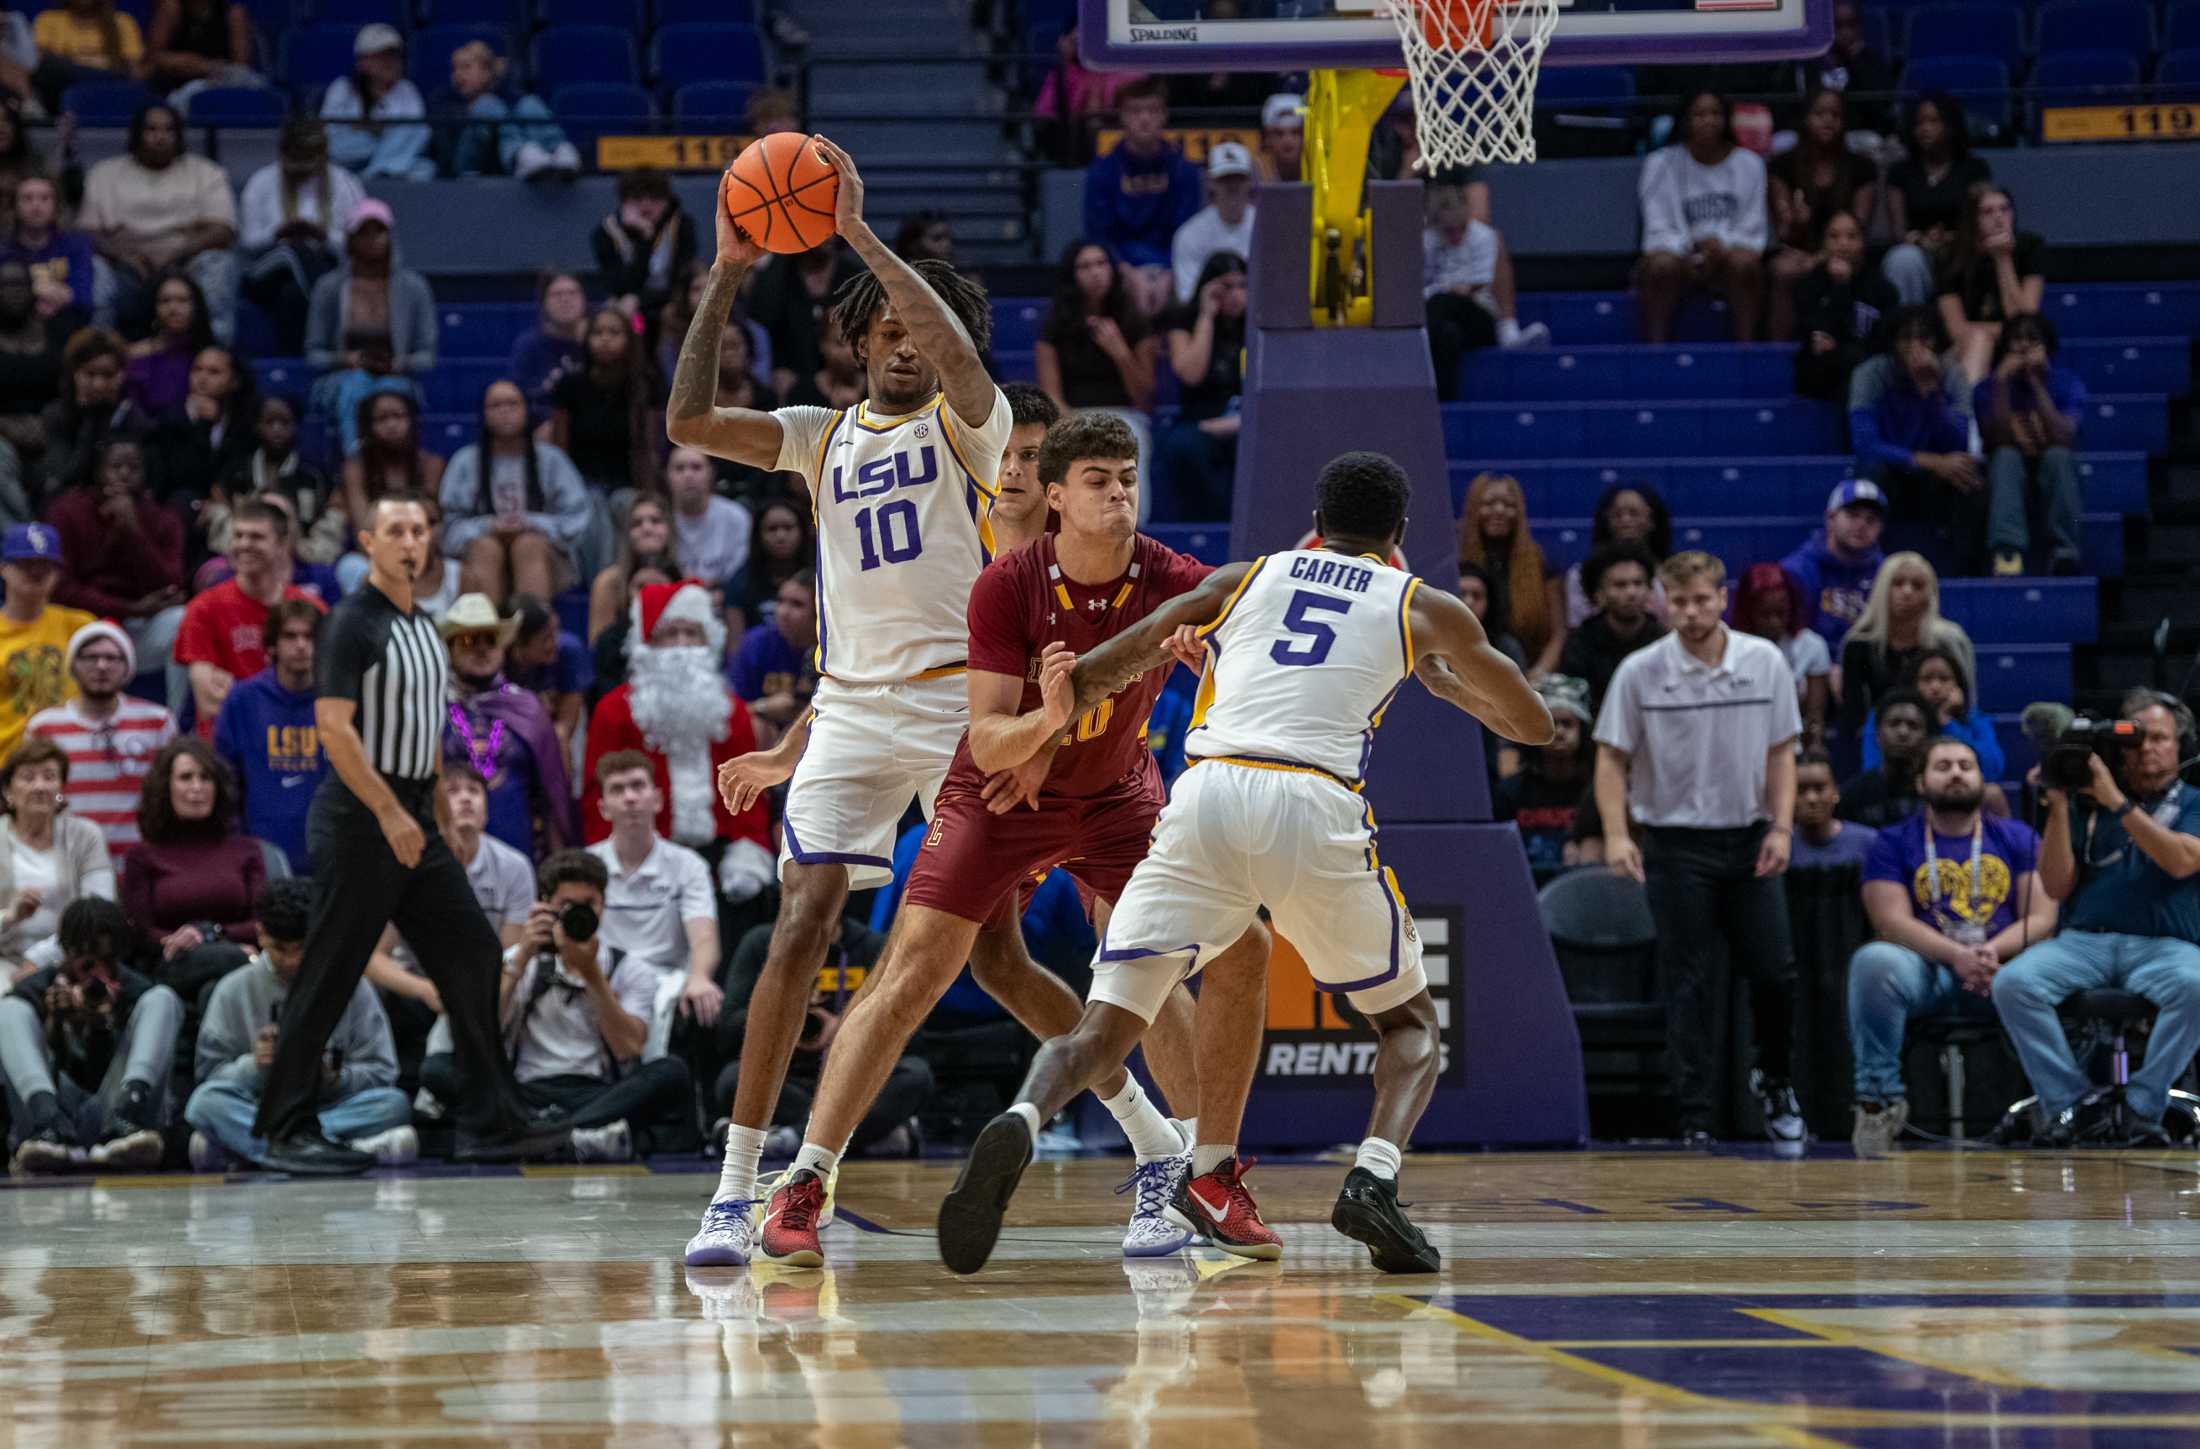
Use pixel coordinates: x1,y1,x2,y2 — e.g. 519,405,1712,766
65,619,136,677
634,579,714,640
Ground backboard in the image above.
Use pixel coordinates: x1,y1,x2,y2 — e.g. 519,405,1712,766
1079,0,1832,71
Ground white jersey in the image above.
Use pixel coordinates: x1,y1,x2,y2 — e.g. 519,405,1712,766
772,388,1011,686
1185,549,1419,786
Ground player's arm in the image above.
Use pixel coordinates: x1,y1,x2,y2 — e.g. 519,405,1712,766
665,170,781,467
1410,586,1554,746
967,659,1074,775
811,136,994,429
1065,563,1254,718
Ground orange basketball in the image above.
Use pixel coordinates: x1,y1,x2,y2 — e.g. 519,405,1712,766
724,132,839,255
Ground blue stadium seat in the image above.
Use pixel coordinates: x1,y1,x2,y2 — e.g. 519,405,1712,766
185,86,288,126
421,0,525,25
651,23,767,99
419,357,512,413
61,83,152,126
1533,66,1634,108
436,303,538,355
307,0,409,29
673,80,757,127
2160,48,2200,97
2172,2,2200,56
550,81,654,157
1904,5,2024,72
1940,579,2098,645
534,26,640,91
655,0,759,24
410,23,512,95
240,0,291,51
538,0,640,32
280,25,363,99
2045,282,2200,336
2032,50,2144,104
992,298,1045,353
1900,57,2012,134
2036,1,2152,62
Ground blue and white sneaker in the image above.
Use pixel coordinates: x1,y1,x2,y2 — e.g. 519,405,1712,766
1118,1153,1195,1257
684,1198,758,1267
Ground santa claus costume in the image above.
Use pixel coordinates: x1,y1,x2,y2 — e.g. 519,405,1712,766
583,580,773,898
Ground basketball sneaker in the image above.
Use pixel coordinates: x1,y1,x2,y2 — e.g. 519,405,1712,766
758,1162,838,1228
1331,1167,1441,1274
1165,1156,1283,1261
1849,1099,1907,1159
685,1198,758,1267
1753,1070,1807,1147
1117,1153,1195,1258
757,1169,830,1267
936,1110,1035,1275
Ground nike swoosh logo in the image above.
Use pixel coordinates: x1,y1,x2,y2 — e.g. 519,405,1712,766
1188,1184,1231,1222
762,1206,782,1236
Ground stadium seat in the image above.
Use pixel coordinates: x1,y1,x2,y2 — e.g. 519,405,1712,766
421,0,525,25
307,0,409,30
184,86,288,126
538,0,640,32
673,81,757,128
2173,2,2200,56
410,23,512,95
279,25,363,100
549,82,654,158
1532,66,1635,108
240,0,291,51
1904,5,2025,71
436,303,538,355
533,26,641,92
2032,51,2144,106
655,0,759,25
60,83,151,126
2160,48,2200,98
651,23,768,100
2035,0,2152,63
1900,57,2013,135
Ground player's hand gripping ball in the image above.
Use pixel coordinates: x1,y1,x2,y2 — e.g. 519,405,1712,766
723,131,840,254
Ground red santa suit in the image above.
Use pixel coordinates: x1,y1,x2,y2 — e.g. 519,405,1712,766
584,580,771,881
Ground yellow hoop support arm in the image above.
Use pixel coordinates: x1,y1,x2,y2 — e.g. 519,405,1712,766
1304,69,1406,328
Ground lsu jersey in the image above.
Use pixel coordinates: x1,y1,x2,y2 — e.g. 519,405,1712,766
1184,548,1420,785
771,387,1011,686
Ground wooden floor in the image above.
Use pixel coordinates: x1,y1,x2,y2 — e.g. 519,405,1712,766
4,1147,2200,1446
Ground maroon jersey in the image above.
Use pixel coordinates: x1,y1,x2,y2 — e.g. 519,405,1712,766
950,532,1211,799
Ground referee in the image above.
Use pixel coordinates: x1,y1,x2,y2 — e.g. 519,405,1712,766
1592,551,1806,1148
253,493,550,1173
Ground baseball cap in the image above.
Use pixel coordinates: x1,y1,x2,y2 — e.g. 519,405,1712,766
2,523,62,565
1262,93,1303,130
1206,141,1252,179
354,23,402,56
1826,478,1886,514
347,198,395,234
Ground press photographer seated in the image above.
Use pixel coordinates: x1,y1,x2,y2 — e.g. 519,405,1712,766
421,850,692,1163
1990,691,2200,1147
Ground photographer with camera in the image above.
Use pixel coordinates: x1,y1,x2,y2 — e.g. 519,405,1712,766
1,898,182,1174
1991,691,2200,1147
421,850,692,1162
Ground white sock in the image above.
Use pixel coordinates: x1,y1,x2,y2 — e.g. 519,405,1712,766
1176,1117,1198,1154
1497,316,1523,346
1007,1102,1042,1137
1355,1136,1403,1181
1100,1078,1183,1162
792,1141,840,1179
1192,1143,1233,1177
714,1124,766,1204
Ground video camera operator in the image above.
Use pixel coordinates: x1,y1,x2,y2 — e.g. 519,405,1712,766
1990,690,2200,1147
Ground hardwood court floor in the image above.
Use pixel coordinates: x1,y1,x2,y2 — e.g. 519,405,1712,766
3,1148,2199,1447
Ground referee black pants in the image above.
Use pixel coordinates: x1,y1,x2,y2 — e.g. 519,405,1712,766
1640,824,1797,1137
256,778,528,1141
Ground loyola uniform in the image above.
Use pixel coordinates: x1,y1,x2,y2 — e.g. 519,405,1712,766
1089,549,1430,1023
766,389,1012,886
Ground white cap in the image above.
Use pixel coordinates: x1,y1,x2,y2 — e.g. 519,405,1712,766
1262,93,1304,130
354,23,402,56
1206,141,1252,178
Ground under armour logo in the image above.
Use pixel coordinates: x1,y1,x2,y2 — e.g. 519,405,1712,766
1086,598,1106,612
1047,611,1057,627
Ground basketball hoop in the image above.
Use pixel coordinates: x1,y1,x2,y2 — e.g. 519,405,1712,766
1381,0,1559,168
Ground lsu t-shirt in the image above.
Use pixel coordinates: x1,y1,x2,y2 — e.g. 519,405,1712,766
1864,813,2039,940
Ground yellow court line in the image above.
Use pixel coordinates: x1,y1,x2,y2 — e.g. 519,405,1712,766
1738,1307,2041,1391
516,1164,652,1178
92,1174,230,1190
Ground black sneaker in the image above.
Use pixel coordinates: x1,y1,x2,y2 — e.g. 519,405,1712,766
2125,1119,2177,1149
257,1129,373,1176
936,1111,1034,1275
1331,1166,1441,1274
105,1080,157,1139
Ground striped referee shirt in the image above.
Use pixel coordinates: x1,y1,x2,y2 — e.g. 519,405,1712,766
1593,627,1802,829
321,582,446,781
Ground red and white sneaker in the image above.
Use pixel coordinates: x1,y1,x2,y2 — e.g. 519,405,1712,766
757,1168,829,1267
1164,1156,1283,1261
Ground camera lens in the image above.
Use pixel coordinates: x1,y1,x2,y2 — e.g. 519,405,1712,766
557,900,599,943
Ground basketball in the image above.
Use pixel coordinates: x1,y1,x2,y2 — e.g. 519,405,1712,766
724,131,839,255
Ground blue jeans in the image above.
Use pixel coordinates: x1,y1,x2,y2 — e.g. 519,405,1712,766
1990,930,2200,1122
1987,444,2082,560
1846,941,1994,1102
184,1066,412,1165
451,94,572,176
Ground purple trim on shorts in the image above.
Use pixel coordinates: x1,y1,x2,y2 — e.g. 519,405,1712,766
782,818,891,871
1323,879,1404,995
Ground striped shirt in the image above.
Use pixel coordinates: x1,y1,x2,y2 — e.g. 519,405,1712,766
322,582,446,783
25,696,178,852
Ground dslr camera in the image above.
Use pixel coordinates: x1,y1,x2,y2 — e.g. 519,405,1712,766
555,900,600,944
2042,716,2140,793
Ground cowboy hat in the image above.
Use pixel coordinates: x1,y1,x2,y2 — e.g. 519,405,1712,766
437,592,521,648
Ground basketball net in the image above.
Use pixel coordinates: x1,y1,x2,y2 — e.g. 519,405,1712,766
1382,0,1559,168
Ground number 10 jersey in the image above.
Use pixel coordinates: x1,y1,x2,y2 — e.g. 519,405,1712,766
1183,549,1421,787
772,388,1012,686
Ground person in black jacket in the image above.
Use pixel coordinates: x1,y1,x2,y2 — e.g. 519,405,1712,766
1557,541,1666,717
592,168,696,323
1793,210,1896,401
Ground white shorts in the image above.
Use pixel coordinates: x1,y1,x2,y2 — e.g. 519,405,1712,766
777,673,967,891
1088,760,1427,1023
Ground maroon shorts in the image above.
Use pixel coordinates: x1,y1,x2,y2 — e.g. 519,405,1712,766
902,781,1161,925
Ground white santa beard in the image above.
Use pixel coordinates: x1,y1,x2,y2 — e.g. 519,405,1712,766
627,645,731,846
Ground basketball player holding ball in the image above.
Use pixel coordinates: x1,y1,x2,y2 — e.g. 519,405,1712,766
671,138,1211,1267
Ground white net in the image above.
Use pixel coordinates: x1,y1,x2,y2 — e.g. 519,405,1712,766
1382,0,1560,168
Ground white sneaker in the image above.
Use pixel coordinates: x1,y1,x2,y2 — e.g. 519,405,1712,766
1505,321,1552,349
685,1197,757,1267
88,1129,163,1171
757,1161,838,1228
549,141,582,177
1752,1070,1807,1146
1119,1154,1194,1258
187,1131,227,1172
348,1125,419,1166
570,1120,632,1164
513,141,554,181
